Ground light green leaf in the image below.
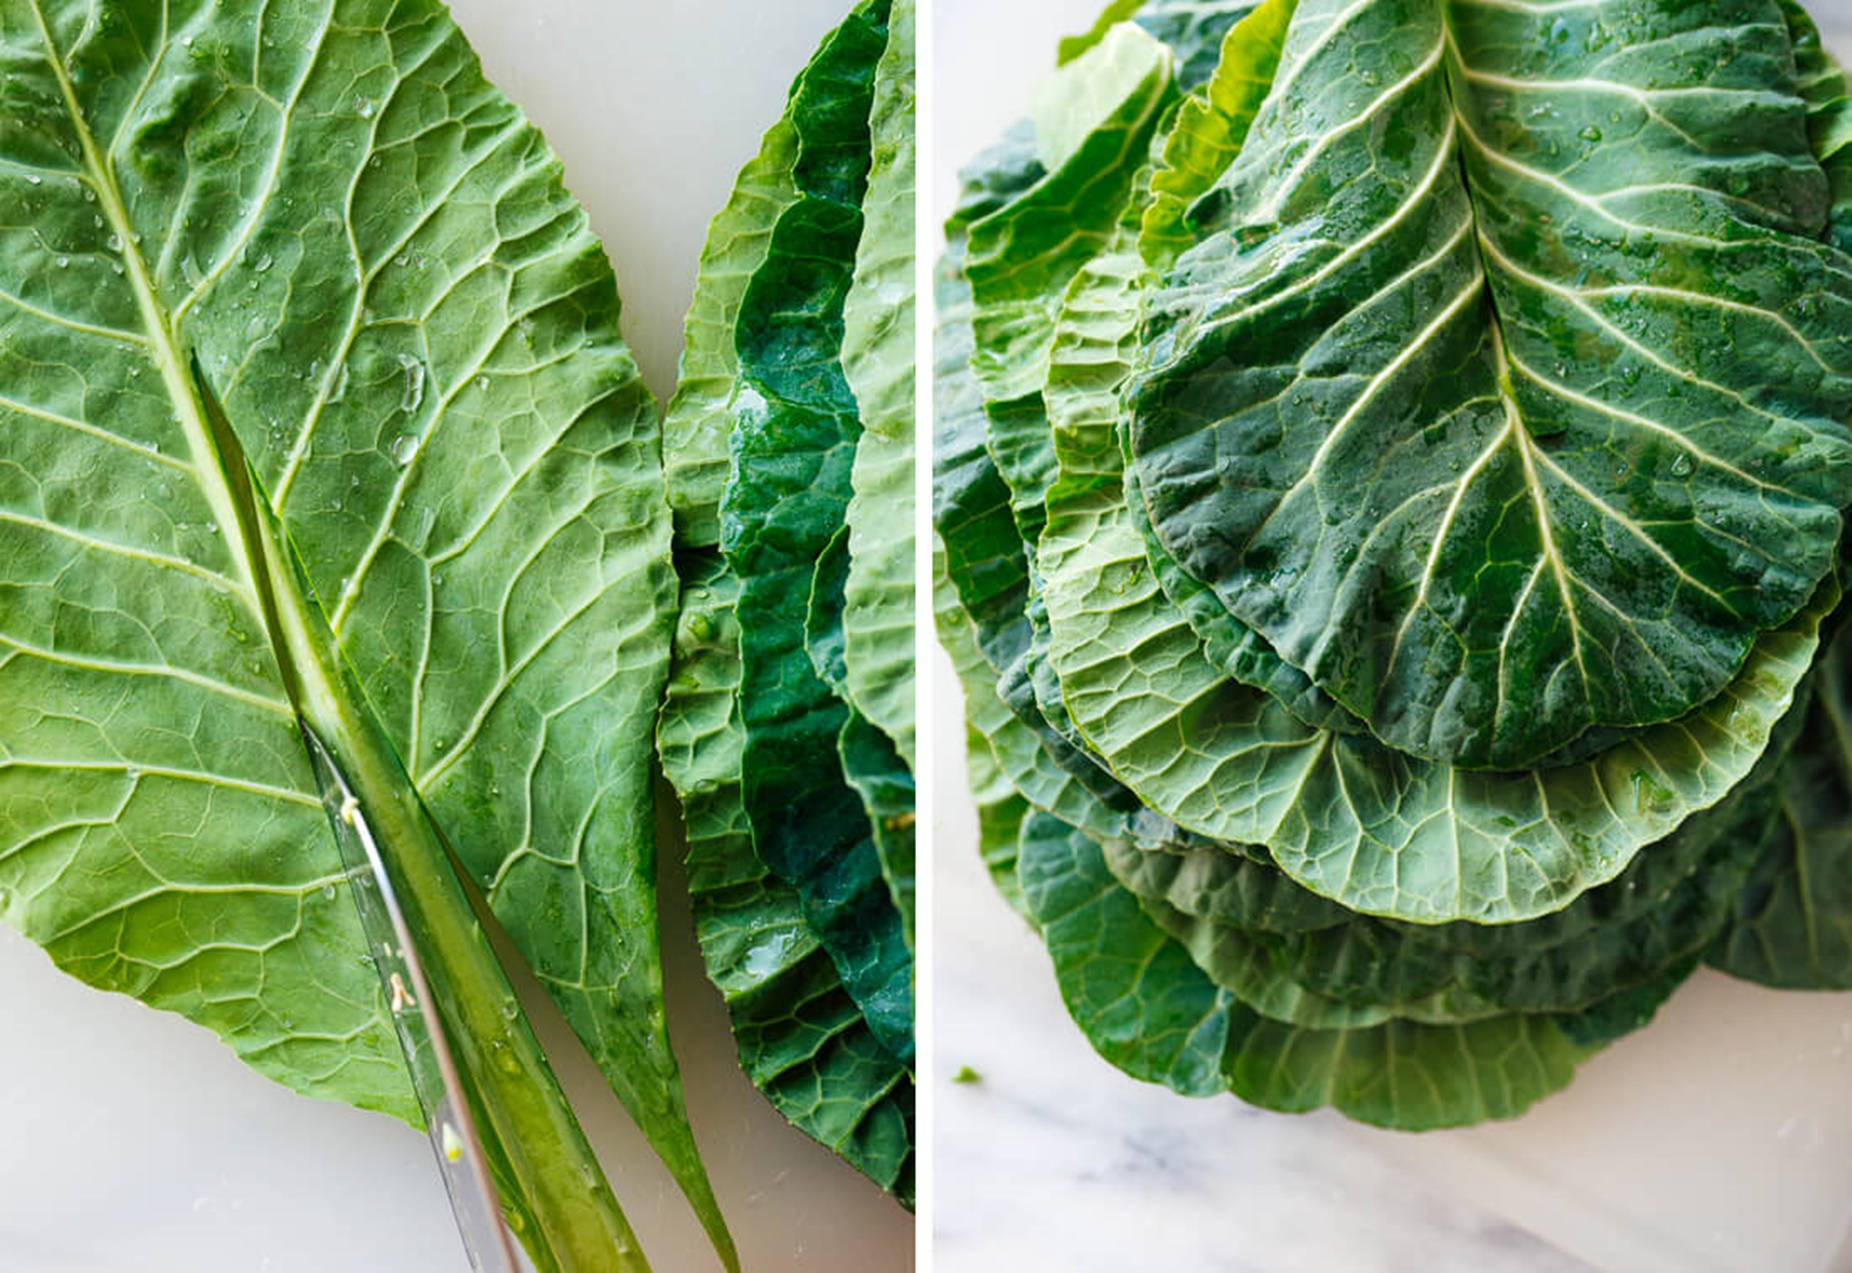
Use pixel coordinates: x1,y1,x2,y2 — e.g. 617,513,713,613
1017,810,1234,1095
1062,1,1262,89
0,0,730,1263
1040,425,1836,921
841,0,918,772
1014,800,1684,1127
1140,0,1294,265
966,730,1033,917
966,24,1175,546
841,708,917,952
663,116,801,550
1106,765,1776,1023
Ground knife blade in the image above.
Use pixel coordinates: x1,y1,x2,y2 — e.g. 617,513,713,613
299,723,527,1273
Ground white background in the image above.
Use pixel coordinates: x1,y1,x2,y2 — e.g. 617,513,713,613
0,3,914,1271
929,3,1852,1272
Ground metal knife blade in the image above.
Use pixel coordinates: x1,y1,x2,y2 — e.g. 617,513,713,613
299,723,527,1273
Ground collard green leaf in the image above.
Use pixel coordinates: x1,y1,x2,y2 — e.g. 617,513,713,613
966,730,1033,918
0,0,732,1263
664,105,802,551
660,1,915,1201
1126,0,1852,769
966,23,1175,548
1059,0,1148,66
722,0,913,1066
937,185,1145,821
1129,0,1267,89
942,0,1852,1141
841,709,917,951
841,0,918,772
1017,809,1235,1095
806,524,856,695
1121,878,1497,1028
1783,0,1852,165
1017,86,1837,925
1218,1000,1598,1131
1100,835,1346,937
935,558,1130,841
1108,770,1775,1023
1063,0,1264,90
809,458,916,957
1140,0,1294,266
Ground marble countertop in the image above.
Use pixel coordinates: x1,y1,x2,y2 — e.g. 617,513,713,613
930,3,1852,1269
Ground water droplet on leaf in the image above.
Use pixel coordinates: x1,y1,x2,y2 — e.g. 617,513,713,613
396,353,425,413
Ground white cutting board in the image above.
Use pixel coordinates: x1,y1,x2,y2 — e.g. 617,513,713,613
931,2,1852,1270
0,3,913,1270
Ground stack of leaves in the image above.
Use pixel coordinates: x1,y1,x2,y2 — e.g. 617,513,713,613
937,0,1852,1128
659,0,917,1201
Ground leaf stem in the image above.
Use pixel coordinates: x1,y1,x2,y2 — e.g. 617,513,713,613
197,367,648,1273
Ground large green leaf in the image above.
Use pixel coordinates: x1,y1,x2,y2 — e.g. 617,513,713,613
1125,0,1852,769
1062,0,1263,90
1015,20,1835,926
1033,182,1838,923
720,0,912,1066
948,6,1337,824
940,0,1852,1140
1139,0,1293,266
966,729,1033,918
937,206,1146,823
0,0,732,1265
806,525,917,955
1108,769,1776,1024
1011,81,1836,926
1017,810,1234,1095
949,553,1697,1121
663,41,809,552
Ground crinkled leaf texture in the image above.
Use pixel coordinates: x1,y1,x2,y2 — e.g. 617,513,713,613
842,0,919,783
938,0,1852,1130
0,1,734,1266
1126,0,1852,769
722,0,912,1068
660,562,913,1202
659,0,915,1205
